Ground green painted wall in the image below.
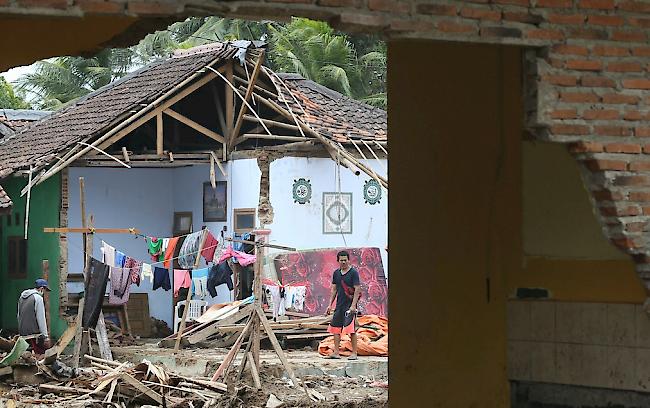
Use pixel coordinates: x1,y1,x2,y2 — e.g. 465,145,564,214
0,174,65,338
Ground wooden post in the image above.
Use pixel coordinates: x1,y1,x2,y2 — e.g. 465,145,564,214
251,247,262,370
42,260,51,337
174,230,209,352
225,60,234,160
156,113,163,156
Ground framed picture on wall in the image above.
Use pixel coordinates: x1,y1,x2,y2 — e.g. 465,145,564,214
323,192,353,234
203,181,227,222
173,212,192,236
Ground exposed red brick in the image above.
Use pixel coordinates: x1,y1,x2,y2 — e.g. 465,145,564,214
635,47,650,57
615,176,650,186
480,26,522,38
502,11,543,24
643,144,650,153
492,0,529,5
636,127,650,137
76,0,124,13
607,61,643,72
588,15,625,26
644,207,650,215
628,18,650,28
592,45,630,56
537,0,572,7
600,206,640,216
624,110,644,121
436,20,477,33
390,18,435,32
338,13,388,27
604,143,641,153
586,159,628,171
595,125,633,137
18,0,68,8
460,6,501,21
625,222,648,232
582,109,619,120
581,76,616,87
568,28,608,40
579,0,615,9
622,79,650,90
559,92,599,103
368,0,410,13
593,190,625,200
611,30,647,42
612,237,641,250
568,141,603,153
551,124,590,135
552,44,589,56
415,3,456,15
566,59,603,71
544,74,578,86
602,94,639,104
547,13,585,24
630,192,650,201
318,0,359,7
526,29,564,40
127,1,180,15
550,108,578,119
619,0,650,12
630,161,650,171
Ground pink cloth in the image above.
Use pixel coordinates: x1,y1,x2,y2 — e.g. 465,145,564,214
201,232,219,263
218,246,256,267
173,269,192,298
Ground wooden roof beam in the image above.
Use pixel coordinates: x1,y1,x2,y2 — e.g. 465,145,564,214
163,108,225,144
230,51,265,149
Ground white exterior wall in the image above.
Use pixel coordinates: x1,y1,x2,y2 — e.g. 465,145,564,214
67,157,387,328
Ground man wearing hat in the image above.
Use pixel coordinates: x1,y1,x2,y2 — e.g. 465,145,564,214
17,279,51,354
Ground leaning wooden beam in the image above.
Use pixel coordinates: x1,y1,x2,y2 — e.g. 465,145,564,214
210,151,228,178
225,60,234,151
210,317,254,382
231,51,266,146
121,147,130,163
240,134,312,143
243,115,300,132
156,113,164,155
164,108,225,144
361,139,388,173
234,75,278,99
247,351,262,390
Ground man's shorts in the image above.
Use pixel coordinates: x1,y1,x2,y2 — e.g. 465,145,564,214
328,308,358,335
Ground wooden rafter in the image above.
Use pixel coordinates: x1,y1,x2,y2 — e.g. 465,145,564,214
163,108,225,144
225,60,234,154
230,50,265,148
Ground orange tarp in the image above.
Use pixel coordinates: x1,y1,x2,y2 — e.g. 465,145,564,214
318,315,388,357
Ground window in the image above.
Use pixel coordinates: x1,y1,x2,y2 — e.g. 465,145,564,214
8,236,27,279
234,208,256,233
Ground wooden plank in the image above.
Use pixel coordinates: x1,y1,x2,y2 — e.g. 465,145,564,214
210,151,228,178
164,108,225,144
231,51,265,144
225,60,234,149
121,147,130,163
210,318,253,382
42,260,50,336
242,115,300,132
72,297,85,369
247,352,262,390
284,333,330,340
186,304,253,344
95,312,113,361
156,113,163,155
43,322,77,363
120,373,163,404
237,335,253,380
43,228,140,234
174,230,209,352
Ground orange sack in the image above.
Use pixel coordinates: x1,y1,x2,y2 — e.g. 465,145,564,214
318,315,388,357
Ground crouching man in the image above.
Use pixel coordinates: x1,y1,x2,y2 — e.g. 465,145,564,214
18,279,51,355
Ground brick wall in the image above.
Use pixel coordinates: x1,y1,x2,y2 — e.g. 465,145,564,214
2,0,650,281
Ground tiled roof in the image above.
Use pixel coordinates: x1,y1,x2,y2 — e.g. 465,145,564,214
276,74,387,143
0,109,51,138
0,44,237,175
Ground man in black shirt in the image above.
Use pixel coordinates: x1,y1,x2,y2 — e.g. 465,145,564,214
326,250,361,359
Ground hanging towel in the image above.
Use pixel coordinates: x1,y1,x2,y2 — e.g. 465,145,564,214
82,259,110,329
192,267,210,299
109,267,132,305
178,230,206,269
153,267,171,291
218,246,256,267
147,237,164,262
124,257,142,286
115,251,126,268
141,263,154,284
201,232,219,264
285,286,307,311
173,269,192,298
101,241,116,267
163,236,180,269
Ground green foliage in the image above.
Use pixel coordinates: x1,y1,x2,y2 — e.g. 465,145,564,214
0,77,30,109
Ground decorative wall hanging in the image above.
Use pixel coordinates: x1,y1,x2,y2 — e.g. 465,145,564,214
292,178,312,204
323,192,352,234
203,181,227,222
363,179,382,205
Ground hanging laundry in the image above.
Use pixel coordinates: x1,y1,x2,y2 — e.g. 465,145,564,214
124,257,142,286
218,246,256,267
115,251,127,268
163,236,180,269
173,269,192,298
284,286,307,311
207,261,234,298
147,237,164,262
263,284,285,320
141,263,154,284
82,259,110,329
178,230,206,269
153,267,171,291
192,267,210,299
201,231,219,263
109,267,132,305
101,241,116,267
212,239,226,265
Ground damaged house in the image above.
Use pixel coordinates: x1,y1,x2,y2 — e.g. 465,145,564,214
0,42,388,338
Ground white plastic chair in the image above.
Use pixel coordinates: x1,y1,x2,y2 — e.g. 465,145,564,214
174,300,208,333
